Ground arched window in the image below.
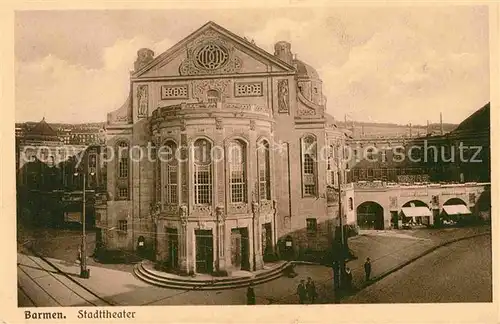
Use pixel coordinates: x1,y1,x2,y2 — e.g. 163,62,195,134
163,141,178,205
116,141,130,200
257,140,271,200
301,135,317,197
193,139,212,205
228,140,247,203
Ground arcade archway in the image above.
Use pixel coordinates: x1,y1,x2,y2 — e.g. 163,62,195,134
401,200,432,226
356,201,384,230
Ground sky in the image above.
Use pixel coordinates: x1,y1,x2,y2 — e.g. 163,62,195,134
15,6,490,125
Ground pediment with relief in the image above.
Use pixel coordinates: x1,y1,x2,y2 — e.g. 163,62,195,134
133,22,295,79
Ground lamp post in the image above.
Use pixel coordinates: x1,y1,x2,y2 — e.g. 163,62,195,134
74,170,94,279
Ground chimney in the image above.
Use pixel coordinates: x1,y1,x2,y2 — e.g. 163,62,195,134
440,112,444,135
344,114,347,127
409,123,412,137
426,120,430,135
274,41,293,64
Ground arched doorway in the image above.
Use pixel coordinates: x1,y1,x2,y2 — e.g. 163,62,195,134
356,202,384,230
442,198,471,225
401,200,431,226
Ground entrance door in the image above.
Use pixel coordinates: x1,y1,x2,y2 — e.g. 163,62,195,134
231,229,242,269
261,223,273,260
195,230,213,273
231,228,250,270
166,228,178,269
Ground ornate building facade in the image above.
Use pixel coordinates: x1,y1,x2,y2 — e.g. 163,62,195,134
102,22,351,275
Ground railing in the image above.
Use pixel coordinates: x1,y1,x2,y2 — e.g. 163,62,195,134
352,181,490,190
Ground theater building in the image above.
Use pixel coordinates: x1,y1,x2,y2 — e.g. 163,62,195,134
102,21,352,275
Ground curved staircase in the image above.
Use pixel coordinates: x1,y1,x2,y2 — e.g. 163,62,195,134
134,260,291,290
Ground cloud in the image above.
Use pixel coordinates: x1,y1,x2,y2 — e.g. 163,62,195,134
15,36,174,123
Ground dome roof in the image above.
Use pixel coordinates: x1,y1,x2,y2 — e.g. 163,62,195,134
294,59,320,80
25,117,60,142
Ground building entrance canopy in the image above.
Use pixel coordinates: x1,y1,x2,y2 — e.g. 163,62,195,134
442,205,471,216
401,206,432,218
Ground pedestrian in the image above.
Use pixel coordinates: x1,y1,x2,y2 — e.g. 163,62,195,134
77,247,82,264
306,277,318,304
364,257,372,281
296,279,307,304
246,283,256,305
344,266,353,291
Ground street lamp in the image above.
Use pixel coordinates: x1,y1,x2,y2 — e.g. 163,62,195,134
74,169,94,279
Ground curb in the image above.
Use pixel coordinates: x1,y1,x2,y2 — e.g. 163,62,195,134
343,231,491,300
22,243,116,306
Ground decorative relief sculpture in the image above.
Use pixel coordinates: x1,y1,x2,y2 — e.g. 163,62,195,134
215,117,223,130
389,196,398,208
431,195,440,206
250,120,256,131
180,119,186,131
137,85,148,117
192,79,231,102
215,206,226,222
179,31,243,76
161,85,189,100
277,79,289,113
179,204,188,226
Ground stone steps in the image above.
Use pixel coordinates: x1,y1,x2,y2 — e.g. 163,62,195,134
133,261,290,290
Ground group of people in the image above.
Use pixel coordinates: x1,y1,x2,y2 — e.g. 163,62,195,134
296,277,318,304
245,257,373,305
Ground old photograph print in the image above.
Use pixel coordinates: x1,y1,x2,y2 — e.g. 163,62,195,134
15,6,492,309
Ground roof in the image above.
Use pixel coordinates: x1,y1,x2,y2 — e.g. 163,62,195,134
442,204,471,216
25,118,60,142
133,21,296,78
453,102,489,133
294,59,320,80
401,206,432,217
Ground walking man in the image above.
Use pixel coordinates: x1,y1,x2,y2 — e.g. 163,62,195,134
306,277,318,304
364,257,372,281
344,266,353,291
297,279,307,304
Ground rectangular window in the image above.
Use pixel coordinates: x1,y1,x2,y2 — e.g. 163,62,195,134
118,187,129,199
166,165,178,204
231,164,246,203
301,136,317,197
161,85,189,100
118,220,128,232
119,157,128,178
195,164,212,205
306,218,317,233
258,144,271,200
234,82,263,97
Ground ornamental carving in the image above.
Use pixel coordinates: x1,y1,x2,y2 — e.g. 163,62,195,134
180,119,186,131
389,196,398,208
298,106,316,116
277,79,289,113
179,204,188,225
192,79,231,102
215,117,223,130
250,120,256,131
137,85,148,117
469,193,476,204
215,206,226,222
229,203,248,214
179,31,243,76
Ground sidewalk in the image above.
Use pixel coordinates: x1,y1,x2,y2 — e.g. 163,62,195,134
18,225,491,305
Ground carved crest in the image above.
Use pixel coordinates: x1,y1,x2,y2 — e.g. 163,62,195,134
179,31,243,76
192,79,231,102
389,196,398,208
250,120,256,131
215,117,223,130
179,204,188,225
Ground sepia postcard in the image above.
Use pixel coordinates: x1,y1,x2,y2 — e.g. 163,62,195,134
0,1,498,323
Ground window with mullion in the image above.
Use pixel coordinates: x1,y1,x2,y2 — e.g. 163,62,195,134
258,140,271,201
301,136,317,197
229,141,247,203
193,139,213,205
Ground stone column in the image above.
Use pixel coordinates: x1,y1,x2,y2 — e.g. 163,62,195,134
252,201,264,270
178,204,189,275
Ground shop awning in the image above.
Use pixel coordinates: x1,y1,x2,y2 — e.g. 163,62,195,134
443,205,471,216
401,206,432,217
